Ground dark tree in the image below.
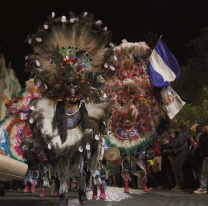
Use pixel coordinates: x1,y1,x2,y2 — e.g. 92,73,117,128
172,28,208,105
144,31,159,49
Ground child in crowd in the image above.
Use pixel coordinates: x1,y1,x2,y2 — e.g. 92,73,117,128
149,149,162,190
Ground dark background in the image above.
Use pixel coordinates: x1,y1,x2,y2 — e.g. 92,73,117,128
0,0,207,87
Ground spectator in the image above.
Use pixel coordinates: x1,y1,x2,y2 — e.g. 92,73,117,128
161,139,175,190
184,134,197,193
194,121,208,194
149,149,162,190
192,125,203,191
144,146,154,188
165,131,181,191
196,125,203,141
173,125,189,191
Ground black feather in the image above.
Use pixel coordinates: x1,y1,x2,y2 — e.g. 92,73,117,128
80,102,90,130
48,44,63,67
53,101,67,144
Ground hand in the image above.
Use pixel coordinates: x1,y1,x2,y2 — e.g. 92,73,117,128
0,149,6,156
205,157,208,162
163,138,169,144
149,160,153,166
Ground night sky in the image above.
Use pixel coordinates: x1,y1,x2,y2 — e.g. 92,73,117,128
0,0,207,87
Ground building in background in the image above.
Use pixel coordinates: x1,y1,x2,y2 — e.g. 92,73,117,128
0,54,22,120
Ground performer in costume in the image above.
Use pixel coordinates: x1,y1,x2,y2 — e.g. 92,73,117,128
23,170,39,193
22,11,112,206
0,126,9,196
68,177,79,190
0,126,9,156
92,159,107,199
0,81,39,195
39,161,51,197
0,79,40,163
22,142,48,194
130,149,149,191
0,79,42,194
103,40,172,193
92,138,107,200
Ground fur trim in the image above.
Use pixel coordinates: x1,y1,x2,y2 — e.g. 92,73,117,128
24,98,109,179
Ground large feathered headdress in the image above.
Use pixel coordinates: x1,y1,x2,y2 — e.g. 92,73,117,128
24,12,112,102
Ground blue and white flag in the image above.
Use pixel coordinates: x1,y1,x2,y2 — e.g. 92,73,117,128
148,39,180,87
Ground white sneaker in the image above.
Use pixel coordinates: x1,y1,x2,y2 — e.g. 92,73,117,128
194,188,206,194
171,185,181,191
149,187,155,190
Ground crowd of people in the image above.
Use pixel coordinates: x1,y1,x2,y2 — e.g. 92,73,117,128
1,123,208,199
106,123,208,194
0,9,190,206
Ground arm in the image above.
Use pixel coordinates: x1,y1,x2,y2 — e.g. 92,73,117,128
173,133,184,149
166,138,176,149
199,135,205,159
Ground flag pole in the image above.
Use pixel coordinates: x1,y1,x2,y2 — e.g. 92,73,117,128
148,34,162,60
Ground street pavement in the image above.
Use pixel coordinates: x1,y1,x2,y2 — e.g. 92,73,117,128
1,186,208,206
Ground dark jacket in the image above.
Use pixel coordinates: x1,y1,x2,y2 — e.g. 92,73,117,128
199,133,208,159
166,137,178,157
192,145,203,171
188,144,195,166
160,144,172,170
173,131,189,157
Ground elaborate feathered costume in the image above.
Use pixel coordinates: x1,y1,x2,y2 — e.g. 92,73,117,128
0,79,40,162
0,79,43,194
104,40,169,152
22,12,112,205
103,40,170,193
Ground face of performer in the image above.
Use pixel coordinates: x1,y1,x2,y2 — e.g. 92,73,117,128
65,82,82,102
137,154,142,160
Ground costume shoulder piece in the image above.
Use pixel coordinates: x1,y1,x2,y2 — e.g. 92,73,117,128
103,40,169,154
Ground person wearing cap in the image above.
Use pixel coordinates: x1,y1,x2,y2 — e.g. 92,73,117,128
149,148,162,190
194,121,208,194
